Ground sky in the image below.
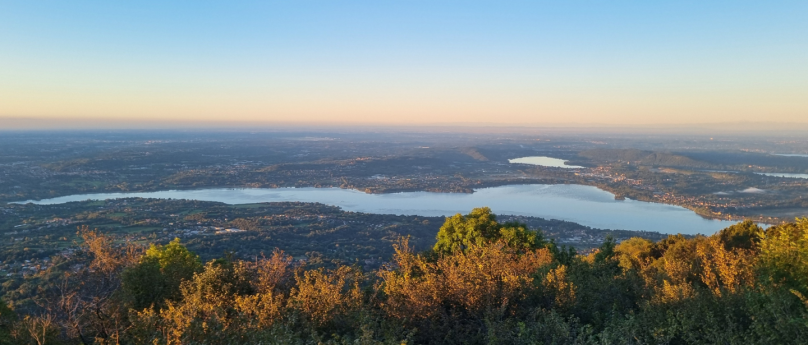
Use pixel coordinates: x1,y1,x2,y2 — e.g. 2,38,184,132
1,1,807,128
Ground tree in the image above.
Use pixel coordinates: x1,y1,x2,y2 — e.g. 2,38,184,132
122,238,202,310
757,218,808,295
615,237,653,271
0,298,16,345
718,219,762,250
593,235,617,263
36,226,142,344
433,207,548,254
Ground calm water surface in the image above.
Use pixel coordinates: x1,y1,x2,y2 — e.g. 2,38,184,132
773,154,808,158
508,156,584,169
756,172,808,179
18,184,735,234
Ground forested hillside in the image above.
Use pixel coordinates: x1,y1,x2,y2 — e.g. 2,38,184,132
577,149,714,168
1,208,807,344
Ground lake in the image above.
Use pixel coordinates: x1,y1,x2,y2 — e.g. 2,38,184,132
774,154,808,158
756,172,808,179
508,156,585,169
16,184,735,235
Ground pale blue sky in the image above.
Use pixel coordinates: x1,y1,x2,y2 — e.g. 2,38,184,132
1,1,806,126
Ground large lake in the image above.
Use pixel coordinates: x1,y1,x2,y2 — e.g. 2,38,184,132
17,184,735,235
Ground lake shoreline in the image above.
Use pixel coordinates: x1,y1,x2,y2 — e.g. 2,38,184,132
10,184,741,235
9,178,783,225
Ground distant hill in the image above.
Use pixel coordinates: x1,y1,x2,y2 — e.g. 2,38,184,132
459,147,489,161
680,151,808,172
578,149,715,168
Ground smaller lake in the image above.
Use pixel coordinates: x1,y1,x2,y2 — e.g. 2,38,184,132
774,154,808,158
509,156,584,169
756,172,808,179
15,184,736,235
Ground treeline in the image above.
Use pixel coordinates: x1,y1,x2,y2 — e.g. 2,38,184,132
1,208,808,344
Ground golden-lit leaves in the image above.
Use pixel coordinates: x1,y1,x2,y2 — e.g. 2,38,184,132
615,237,653,272
544,265,576,308
233,293,284,329
696,237,755,296
27,216,808,344
245,249,295,294
78,225,141,275
380,237,552,319
657,279,694,303
289,266,363,325
757,218,808,293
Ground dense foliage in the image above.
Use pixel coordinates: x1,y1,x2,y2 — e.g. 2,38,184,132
1,211,808,344
433,207,550,254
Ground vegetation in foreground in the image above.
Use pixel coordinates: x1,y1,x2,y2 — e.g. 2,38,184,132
1,207,807,344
